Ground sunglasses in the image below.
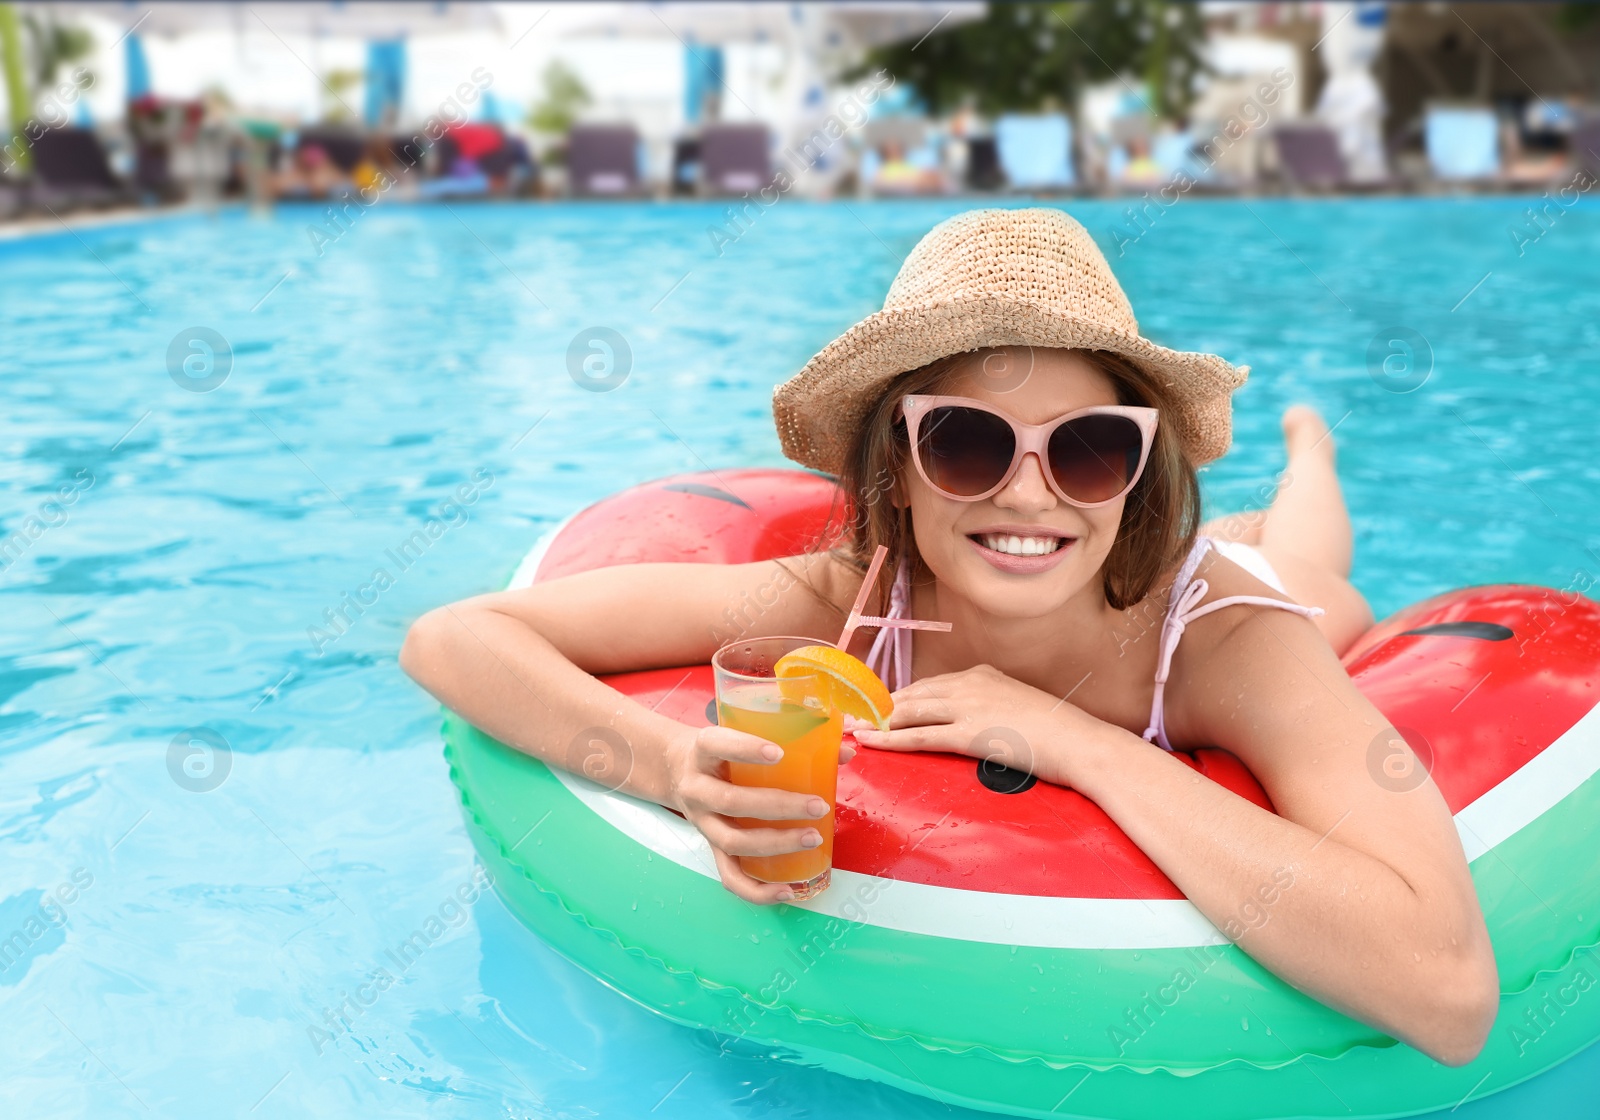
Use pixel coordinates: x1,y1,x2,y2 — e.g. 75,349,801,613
895,395,1160,507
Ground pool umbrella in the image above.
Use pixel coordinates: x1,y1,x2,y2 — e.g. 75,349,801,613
125,31,151,99
364,37,405,129
683,43,724,123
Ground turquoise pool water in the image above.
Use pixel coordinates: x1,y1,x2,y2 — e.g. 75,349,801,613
1,198,1596,1117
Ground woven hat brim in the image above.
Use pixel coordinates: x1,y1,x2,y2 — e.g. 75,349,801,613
772,294,1249,477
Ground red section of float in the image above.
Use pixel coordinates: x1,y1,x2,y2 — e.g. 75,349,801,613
1343,588,1600,813
534,469,1600,901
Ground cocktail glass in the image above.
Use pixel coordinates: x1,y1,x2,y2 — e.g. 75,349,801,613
711,635,843,901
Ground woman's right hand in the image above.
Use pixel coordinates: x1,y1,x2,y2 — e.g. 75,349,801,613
664,725,848,904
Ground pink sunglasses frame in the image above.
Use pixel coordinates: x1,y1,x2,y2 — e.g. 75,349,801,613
895,394,1161,508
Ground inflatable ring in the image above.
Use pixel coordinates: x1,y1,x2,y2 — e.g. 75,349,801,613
443,468,1600,1120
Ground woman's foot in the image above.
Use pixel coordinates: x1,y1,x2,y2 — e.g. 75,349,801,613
1282,404,1335,464
1202,405,1350,564
1262,403,1353,579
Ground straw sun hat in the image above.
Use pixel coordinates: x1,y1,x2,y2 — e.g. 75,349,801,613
771,207,1249,476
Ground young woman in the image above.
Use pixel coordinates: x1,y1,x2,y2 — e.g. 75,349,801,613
401,209,1498,1067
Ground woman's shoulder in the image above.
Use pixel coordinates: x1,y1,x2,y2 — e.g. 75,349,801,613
1160,540,1346,743
1190,541,1307,625
764,546,869,629
1157,540,1315,662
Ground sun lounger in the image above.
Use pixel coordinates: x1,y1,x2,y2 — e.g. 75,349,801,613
699,124,770,195
0,178,23,219
27,127,136,212
1425,105,1500,182
566,124,642,198
1572,116,1600,174
995,114,1075,191
419,134,491,198
1273,124,1347,189
478,135,536,190
295,128,365,174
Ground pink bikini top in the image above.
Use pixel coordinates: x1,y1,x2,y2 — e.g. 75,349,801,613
862,536,1327,752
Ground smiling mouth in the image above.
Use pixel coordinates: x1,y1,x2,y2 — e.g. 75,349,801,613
968,533,1072,557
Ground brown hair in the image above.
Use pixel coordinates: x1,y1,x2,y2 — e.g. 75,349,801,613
799,347,1201,618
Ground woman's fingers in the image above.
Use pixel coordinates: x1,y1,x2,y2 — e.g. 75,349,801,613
886,697,959,728
694,812,823,857
693,724,782,768
687,774,827,822
710,847,796,905
854,724,959,752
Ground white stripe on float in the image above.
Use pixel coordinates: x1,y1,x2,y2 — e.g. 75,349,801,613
1455,698,1600,860
508,512,577,590
550,764,1232,949
513,522,1600,949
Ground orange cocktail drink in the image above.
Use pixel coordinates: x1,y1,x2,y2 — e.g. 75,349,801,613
712,636,844,900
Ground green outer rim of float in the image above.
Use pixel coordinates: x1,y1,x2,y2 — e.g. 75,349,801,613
445,710,1600,1120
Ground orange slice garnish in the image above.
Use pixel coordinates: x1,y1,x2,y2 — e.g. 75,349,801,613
774,645,893,732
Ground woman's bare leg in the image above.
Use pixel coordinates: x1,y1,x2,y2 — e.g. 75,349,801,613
1201,406,1374,655
1201,405,1353,574
1258,405,1353,579
1257,406,1374,654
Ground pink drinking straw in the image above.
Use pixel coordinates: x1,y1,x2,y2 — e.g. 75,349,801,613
836,543,953,652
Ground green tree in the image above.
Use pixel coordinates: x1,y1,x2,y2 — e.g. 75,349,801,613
526,60,591,137
0,5,26,144
20,8,93,89
858,0,1207,120
1,4,94,172
322,67,362,123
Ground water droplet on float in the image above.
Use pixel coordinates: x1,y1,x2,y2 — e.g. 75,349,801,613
1241,1017,1249,1031
631,901,638,910
1413,952,1422,962
750,933,760,944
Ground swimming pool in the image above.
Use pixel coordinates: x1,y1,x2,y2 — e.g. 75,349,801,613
2,197,1596,1117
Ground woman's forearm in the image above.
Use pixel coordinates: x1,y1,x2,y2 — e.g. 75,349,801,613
1053,727,1496,1066
400,603,693,811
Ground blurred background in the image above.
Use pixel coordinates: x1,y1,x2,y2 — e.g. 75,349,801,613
2,0,1598,213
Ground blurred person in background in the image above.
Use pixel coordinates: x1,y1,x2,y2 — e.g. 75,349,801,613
273,141,344,200
1116,135,1164,187
870,139,947,195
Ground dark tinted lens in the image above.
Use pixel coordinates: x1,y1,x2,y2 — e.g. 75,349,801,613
917,406,1016,497
1047,415,1143,503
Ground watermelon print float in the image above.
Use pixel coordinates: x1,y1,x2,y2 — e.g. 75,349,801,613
441,467,1600,1120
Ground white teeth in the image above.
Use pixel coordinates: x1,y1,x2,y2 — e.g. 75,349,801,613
979,534,1064,557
